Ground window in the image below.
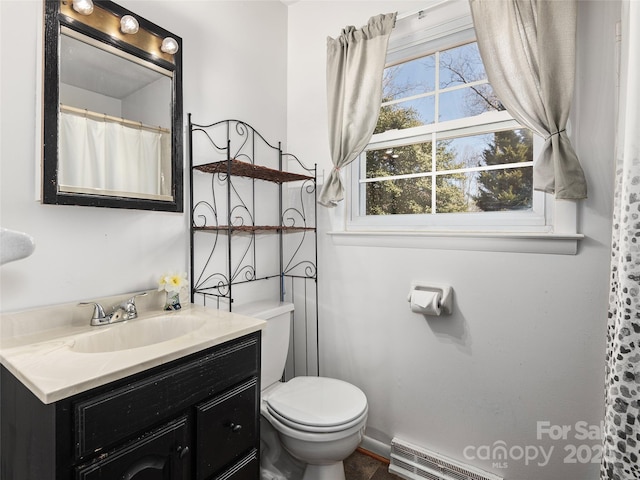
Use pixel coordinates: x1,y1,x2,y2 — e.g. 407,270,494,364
363,40,534,217
347,3,553,235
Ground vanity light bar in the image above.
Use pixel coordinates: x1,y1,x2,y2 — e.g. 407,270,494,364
60,0,178,65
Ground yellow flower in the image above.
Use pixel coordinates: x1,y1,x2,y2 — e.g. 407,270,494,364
158,272,188,293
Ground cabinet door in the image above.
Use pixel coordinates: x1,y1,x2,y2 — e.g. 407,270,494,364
213,450,259,480
76,416,191,480
196,378,258,480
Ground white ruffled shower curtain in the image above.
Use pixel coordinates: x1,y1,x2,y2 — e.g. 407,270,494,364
602,1,640,479
59,112,164,196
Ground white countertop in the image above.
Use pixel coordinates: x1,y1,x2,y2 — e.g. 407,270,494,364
0,299,265,404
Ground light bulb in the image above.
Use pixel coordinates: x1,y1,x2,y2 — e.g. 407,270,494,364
72,0,94,15
120,15,139,34
161,37,179,54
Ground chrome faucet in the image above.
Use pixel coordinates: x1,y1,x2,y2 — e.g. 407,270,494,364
79,292,148,326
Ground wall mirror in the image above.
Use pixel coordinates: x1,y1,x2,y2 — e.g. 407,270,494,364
42,0,183,211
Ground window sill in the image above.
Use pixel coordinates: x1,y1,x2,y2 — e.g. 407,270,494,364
326,230,584,255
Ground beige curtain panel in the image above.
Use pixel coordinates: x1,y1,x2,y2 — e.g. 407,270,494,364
318,12,396,207
469,0,587,199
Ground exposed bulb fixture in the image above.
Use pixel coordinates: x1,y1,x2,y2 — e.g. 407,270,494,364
72,0,94,15
161,37,179,54
120,15,139,34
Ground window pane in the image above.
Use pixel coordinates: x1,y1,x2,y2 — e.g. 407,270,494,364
383,55,435,101
364,177,432,215
436,168,533,213
365,143,433,178
435,173,471,213
439,84,501,121
434,138,465,172
377,97,435,133
439,42,486,89
434,170,505,214
485,129,533,165
438,134,490,170
438,129,533,170
475,166,533,211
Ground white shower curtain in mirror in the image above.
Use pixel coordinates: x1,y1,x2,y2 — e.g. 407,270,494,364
59,113,106,190
602,2,640,479
59,112,162,196
318,12,396,207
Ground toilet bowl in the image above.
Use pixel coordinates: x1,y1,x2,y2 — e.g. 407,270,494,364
262,377,368,480
235,301,368,480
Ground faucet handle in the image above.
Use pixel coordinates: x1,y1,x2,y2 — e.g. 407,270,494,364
121,292,148,317
131,291,148,302
78,302,108,325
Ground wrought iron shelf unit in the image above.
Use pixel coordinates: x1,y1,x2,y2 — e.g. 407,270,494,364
188,117,318,320
193,225,315,233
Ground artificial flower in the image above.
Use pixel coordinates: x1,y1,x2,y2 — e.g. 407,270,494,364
158,271,188,293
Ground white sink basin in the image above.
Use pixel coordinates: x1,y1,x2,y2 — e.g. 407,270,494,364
70,314,207,353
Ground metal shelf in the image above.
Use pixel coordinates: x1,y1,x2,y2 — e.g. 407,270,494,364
194,159,313,184
188,117,319,377
194,225,315,233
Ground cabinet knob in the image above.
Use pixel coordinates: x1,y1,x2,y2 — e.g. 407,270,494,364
229,423,242,433
177,445,190,459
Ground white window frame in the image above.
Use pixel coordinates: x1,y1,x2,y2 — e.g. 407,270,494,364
331,0,582,255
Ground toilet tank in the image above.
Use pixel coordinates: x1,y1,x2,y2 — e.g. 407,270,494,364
233,300,294,390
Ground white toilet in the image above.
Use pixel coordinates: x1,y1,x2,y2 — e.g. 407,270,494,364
236,301,368,480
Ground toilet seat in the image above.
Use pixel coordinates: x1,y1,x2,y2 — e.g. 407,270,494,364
265,377,368,433
266,403,368,433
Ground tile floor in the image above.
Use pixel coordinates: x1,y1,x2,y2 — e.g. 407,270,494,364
343,449,402,480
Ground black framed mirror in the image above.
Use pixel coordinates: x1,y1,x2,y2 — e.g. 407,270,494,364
42,0,183,211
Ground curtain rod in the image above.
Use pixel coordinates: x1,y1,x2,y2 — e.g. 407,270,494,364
396,0,450,21
60,104,170,134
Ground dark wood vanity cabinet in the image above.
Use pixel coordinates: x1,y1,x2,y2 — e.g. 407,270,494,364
75,415,192,480
1,332,261,480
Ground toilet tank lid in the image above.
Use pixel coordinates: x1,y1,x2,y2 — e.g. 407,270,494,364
266,376,368,428
233,300,294,320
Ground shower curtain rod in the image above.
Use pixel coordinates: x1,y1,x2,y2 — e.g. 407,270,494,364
396,0,450,21
60,104,170,134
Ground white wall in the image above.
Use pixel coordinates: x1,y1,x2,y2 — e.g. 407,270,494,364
60,83,124,117
123,77,172,129
287,1,617,479
0,0,287,312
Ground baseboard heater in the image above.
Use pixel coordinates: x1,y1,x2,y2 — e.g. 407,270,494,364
389,438,503,480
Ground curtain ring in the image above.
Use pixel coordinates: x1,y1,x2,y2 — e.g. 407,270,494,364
545,129,566,141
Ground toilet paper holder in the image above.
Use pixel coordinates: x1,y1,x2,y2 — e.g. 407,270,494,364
407,282,453,315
